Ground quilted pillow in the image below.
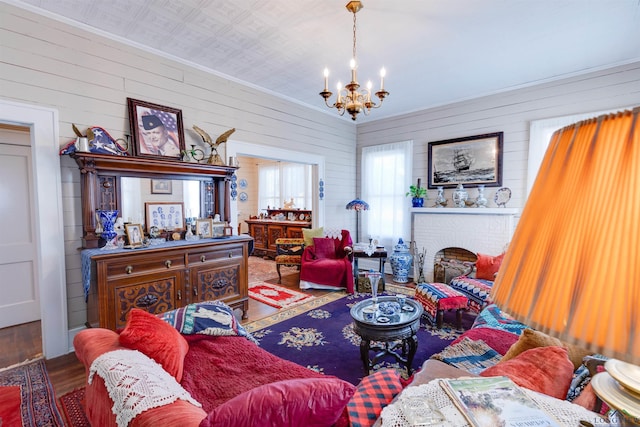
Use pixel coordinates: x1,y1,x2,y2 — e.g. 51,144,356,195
302,226,324,247
159,301,256,344
450,328,519,356
199,377,355,427
501,328,593,371
347,369,404,427
313,237,336,259
475,252,504,280
431,337,502,374
119,308,189,381
480,346,574,399
471,304,527,335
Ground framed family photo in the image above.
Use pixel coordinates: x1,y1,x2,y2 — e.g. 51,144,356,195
145,202,184,233
196,218,213,238
150,179,172,194
427,132,503,189
125,224,144,247
127,98,185,160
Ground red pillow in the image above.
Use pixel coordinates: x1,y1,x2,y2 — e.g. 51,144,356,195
450,328,519,356
119,308,189,381
199,378,355,427
313,237,336,259
476,252,505,280
480,346,573,399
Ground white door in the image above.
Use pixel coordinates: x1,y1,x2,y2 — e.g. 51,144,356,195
0,129,40,328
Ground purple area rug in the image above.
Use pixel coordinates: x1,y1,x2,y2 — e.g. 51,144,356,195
244,287,476,385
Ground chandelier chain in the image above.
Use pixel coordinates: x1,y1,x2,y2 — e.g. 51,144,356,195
352,11,357,63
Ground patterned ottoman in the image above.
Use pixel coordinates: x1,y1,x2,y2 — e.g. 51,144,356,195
415,282,469,329
449,275,494,313
274,238,304,283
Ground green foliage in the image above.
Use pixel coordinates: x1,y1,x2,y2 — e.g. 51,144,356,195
406,185,427,198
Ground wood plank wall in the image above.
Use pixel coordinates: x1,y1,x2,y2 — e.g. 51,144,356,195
1,3,356,329
356,62,640,210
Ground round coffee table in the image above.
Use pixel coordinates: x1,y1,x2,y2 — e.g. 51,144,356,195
350,295,423,375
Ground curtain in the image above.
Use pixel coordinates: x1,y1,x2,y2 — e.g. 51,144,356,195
361,140,413,250
259,162,312,210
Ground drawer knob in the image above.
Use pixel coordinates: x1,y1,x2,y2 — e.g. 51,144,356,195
228,252,233,258
125,265,133,274
165,260,172,268
177,290,182,300
200,255,206,262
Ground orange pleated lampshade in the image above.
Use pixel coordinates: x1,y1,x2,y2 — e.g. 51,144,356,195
491,107,639,364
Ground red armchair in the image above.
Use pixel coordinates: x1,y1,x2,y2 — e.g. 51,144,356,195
299,229,354,293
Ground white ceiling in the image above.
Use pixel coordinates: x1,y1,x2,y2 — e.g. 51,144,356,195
11,0,640,122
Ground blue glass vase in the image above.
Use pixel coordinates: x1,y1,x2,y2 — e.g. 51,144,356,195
98,209,119,250
389,238,413,283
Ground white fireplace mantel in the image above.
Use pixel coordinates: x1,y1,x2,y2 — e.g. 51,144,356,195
411,207,519,282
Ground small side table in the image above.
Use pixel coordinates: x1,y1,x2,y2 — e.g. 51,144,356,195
350,296,423,375
353,248,387,292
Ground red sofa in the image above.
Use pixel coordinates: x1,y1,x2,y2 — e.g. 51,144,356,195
74,305,356,427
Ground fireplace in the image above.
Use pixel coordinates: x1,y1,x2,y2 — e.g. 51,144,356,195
411,207,518,282
434,247,476,284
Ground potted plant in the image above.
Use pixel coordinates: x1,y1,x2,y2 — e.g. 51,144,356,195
406,183,427,207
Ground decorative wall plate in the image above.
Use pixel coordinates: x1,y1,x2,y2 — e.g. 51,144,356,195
239,178,247,188
494,187,512,207
239,192,248,202
299,213,306,220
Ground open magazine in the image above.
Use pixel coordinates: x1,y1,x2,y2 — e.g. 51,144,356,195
440,376,561,427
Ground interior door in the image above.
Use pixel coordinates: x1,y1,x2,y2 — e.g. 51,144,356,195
0,130,40,328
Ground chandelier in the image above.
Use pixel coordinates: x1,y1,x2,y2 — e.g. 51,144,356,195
320,1,389,121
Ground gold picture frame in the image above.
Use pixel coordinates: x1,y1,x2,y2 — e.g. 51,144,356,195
125,223,144,247
196,218,213,238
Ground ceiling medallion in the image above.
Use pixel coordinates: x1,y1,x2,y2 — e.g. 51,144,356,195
319,1,389,121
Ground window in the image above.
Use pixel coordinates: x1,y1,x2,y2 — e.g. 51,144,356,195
258,162,312,210
361,140,413,249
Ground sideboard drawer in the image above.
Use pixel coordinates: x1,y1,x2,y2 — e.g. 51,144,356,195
105,254,185,278
188,245,243,264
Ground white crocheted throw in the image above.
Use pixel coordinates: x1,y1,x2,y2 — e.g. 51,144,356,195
89,349,201,427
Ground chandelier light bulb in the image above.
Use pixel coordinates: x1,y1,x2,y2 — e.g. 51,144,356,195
380,67,386,90
323,68,329,91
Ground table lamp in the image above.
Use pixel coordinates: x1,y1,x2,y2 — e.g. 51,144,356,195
490,108,639,425
346,198,369,243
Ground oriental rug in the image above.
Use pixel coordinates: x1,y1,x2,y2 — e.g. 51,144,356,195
59,387,89,427
248,281,315,309
0,359,64,426
244,285,476,385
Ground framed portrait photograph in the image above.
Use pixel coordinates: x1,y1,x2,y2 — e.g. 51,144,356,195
145,202,184,233
196,218,213,238
125,223,144,247
427,132,503,189
127,98,185,160
150,179,172,194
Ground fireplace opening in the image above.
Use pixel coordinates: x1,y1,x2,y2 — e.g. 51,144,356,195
434,247,477,284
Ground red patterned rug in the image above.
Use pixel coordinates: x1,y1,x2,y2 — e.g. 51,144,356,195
59,387,89,427
0,359,64,426
248,281,315,309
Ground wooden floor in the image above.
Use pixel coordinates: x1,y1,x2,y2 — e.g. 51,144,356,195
0,260,331,401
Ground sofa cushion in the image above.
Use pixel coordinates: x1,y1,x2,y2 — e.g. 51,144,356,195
431,337,502,374
501,328,592,371
475,252,504,280
450,327,519,356
313,237,337,259
470,304,528,335
198,377,355,427
159,301,256,344
347,369,404,427
119,308,189,381
302,226,324,247
480,346,574,399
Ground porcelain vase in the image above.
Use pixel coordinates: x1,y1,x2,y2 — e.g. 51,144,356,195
476,185,488,208
435,186,446,207
98,209,119,250
453,184,468,208
389,238,413,283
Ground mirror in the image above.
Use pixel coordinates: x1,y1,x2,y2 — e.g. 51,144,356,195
121,177,201,228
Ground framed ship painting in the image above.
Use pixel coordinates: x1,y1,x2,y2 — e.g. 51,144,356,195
427,132,503,189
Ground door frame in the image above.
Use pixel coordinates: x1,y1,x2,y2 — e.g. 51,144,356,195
0,99,68,358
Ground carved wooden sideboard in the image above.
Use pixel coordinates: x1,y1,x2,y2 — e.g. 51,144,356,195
245,218,311,258
86,237,251,330
72,152,251,329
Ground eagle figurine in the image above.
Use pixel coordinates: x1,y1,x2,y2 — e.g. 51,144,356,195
192,125,235,165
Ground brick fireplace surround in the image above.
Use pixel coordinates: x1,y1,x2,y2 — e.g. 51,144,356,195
411,207,519,282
